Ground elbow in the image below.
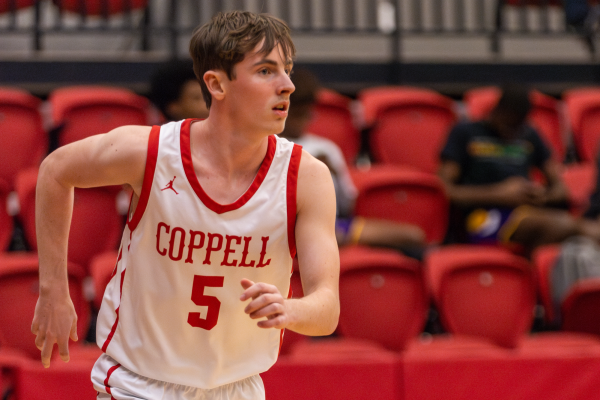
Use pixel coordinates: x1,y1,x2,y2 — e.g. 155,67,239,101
321,300,340,336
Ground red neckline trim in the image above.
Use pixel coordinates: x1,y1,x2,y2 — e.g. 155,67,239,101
180,119,277,214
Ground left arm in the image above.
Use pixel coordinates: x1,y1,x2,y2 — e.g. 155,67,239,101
241,150,340,336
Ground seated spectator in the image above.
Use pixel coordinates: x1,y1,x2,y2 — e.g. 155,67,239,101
280,68,426,257
148,59,209,122
438,83,600,255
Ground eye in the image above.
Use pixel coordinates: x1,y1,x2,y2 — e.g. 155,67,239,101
259,68,271,75
286,68,293,76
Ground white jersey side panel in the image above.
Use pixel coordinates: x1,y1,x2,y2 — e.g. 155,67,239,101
96,119,299,389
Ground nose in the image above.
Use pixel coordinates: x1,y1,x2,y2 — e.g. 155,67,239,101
278,73,295,96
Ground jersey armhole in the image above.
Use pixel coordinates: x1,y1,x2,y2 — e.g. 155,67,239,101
127,125,160,231
286,144,302,259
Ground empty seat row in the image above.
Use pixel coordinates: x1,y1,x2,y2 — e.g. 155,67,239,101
2,243,600,399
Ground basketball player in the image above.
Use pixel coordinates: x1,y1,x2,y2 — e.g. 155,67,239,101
31,11,340,399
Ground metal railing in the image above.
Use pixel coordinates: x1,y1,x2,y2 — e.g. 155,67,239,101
0,0,585,59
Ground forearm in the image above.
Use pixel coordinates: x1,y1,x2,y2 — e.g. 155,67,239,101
36,157,74,293
447,183,515,208
284,287,339,336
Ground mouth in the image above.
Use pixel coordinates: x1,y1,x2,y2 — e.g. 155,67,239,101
272,102,289,113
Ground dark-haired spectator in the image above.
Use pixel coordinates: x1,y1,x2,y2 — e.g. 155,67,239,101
148,59,209,121
281,68,427,258
438,84,600,255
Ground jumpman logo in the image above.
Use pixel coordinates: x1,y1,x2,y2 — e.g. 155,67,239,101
161,176,179,195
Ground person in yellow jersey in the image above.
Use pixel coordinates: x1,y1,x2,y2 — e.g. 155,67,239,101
32,11,340,400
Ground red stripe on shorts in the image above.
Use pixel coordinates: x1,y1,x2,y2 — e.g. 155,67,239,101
104,363,121,395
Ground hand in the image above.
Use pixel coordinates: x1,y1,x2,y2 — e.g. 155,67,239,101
31,291,78,368
240,279,288,329
495,177,545,207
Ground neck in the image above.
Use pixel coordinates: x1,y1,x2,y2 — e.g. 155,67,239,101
189,115,270,179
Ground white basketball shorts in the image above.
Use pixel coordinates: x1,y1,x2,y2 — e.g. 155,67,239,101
91,353,265,400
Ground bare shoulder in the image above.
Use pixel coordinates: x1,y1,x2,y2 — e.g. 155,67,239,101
297,149,336,212
42,125,154,192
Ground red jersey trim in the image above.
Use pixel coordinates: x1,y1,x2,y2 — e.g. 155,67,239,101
180,119,277,214
101,268,127,352
104,362,121,395
286,145,302,259
127,125,160,231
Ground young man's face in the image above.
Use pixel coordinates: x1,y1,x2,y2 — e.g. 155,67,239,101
224,41,295,136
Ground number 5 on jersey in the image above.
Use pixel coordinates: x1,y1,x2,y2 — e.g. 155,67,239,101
188,275,224,330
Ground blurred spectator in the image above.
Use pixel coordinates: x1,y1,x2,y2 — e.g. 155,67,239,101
280,68,426,257
148,59,209,122
438,83,600,255
564,0,600,53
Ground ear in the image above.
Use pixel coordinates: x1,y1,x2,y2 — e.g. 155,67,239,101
204,70,226,102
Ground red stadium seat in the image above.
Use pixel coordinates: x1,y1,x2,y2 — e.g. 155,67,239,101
350,165,449,244
562,278,600,336
89,251,119,311
0,180,13,252
425,245,536,348
464,86,566,162
305,89,361,165
52,0,148,15
14,357,98,400
15,168,124,272
564,87,600,162
561,162,597,217
0,87,47,189
49,85,149,146
337,246,428,352
531,244,561,325
358,86,457,173
0,253,90,359
0,0,35,13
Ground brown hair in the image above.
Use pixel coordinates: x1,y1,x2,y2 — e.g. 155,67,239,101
189,10,296,108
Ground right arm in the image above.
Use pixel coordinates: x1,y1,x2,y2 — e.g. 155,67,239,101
32,125,151,368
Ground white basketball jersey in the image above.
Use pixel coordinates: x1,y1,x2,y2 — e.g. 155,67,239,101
95,119,302,389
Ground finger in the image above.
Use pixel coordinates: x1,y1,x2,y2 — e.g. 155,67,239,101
257,314,286,329
248,303,284,320
31,319,39,335
57,332,70,363
244,293,283,314
41,336,55,368
69,318,78,342
240,282,277,301
240,278,255,290
34,328,46,351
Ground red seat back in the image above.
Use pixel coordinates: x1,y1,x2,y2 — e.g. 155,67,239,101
562,278,600,336
0,253,89,359
561,162,597,217
359,86,456,173
464,86,565,162
15,168,124,272
52,0,148,15
337,246,427,352
425,245,536,348
351,165,449,244
564,88,600,162
0,182,13,251
89,251,119,310
0,0,35,13
49,85,149,146
0,87,46,189
531,244,561,324
306,89,360,165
